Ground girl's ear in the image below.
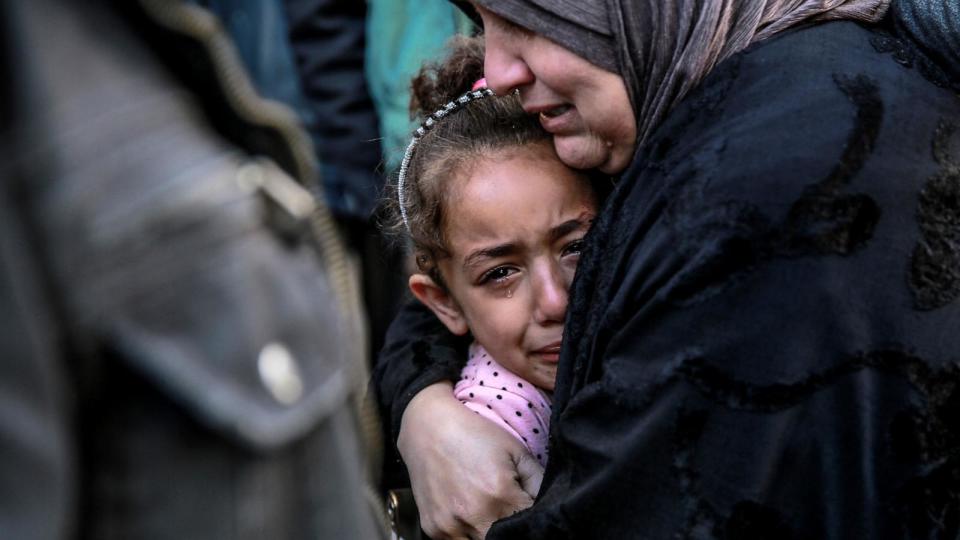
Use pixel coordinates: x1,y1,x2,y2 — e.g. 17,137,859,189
409,273,469,336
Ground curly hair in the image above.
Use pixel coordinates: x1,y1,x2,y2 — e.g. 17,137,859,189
382,36,553,286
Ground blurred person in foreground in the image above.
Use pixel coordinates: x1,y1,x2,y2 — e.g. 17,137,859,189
0,0,385,537
194,0,401,366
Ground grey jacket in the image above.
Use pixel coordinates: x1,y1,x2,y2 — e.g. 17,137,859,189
0,0,384,538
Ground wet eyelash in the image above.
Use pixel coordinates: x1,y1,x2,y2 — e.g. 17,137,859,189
479,266,514,285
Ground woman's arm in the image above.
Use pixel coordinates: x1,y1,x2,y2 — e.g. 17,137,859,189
399,383,543,539
374,301,541,538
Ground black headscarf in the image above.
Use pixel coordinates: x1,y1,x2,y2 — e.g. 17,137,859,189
468,0,890,145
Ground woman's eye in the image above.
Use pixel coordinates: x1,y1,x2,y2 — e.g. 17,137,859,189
480,266,516,285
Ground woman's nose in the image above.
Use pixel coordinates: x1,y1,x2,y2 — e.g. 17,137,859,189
532,267,568,324
483,34,535,96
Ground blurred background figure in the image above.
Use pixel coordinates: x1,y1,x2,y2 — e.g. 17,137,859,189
366,0,474,172
190,0,478,509
194,0,402,365
0,0,385,537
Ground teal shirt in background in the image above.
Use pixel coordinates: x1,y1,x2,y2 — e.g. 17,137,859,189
366,0,474,172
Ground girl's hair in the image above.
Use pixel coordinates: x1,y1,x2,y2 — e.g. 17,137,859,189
383,36,552,285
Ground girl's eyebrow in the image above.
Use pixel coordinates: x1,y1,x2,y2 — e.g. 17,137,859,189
464,243,518,270
462,216,593,270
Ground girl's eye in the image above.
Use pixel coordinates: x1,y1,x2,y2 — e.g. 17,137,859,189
562,239,586,257
479,266,516,285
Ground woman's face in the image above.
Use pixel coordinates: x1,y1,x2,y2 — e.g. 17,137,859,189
476,5,637,174
420,143,596,391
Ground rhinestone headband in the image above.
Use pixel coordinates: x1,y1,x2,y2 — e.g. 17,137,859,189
397,87,496,233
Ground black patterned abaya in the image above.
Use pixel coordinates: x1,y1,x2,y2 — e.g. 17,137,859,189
374,2,960,538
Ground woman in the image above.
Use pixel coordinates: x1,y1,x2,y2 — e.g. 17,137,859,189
375,1,960,538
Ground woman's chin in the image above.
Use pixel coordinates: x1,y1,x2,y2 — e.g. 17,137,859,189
553,134,609,171
553,133,636,174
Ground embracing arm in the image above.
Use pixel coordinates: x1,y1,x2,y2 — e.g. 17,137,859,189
400,383,543,539
373,300,542,539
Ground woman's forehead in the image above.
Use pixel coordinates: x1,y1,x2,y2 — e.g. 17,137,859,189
468,0,610,34
448,153,595,230
460,0,620,73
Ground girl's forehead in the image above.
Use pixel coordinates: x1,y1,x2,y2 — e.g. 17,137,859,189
442,152,595,250
458,149,590,207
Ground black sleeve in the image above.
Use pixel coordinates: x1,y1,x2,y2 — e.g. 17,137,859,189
283,0,383,219
372,300,469,488
372,300,469,443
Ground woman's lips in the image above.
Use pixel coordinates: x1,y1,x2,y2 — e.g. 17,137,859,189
541,104,571,118
534,104,575,133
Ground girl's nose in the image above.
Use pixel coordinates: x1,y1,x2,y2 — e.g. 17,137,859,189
533,267,568,324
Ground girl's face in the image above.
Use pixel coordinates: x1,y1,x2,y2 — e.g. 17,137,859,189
476,5,637,175
410,143,596,392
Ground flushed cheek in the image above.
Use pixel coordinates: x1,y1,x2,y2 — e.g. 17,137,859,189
474,318,528,364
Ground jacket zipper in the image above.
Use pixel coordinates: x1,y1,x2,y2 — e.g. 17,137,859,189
136,0,383,494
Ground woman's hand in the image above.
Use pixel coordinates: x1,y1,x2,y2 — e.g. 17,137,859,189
398,382,544,539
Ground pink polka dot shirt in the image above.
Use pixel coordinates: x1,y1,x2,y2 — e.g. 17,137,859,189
454,342,552,468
